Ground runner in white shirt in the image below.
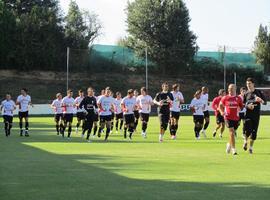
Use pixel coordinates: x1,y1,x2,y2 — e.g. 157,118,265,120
97,87,115,141
1,94,16,137
74,90,85,134
121,89,137,140
114,92,123,134
110,91,115,134
51,93,63,135
61,89,75,138
190,90,205,140
16,88,32,137
136,87,153,138
169,84,184,140
200,86,210,137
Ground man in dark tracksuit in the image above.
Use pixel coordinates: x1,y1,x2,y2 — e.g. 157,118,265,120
79,87,98,142
243,78,267,154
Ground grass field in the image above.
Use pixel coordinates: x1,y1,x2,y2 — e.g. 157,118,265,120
1,116,270,200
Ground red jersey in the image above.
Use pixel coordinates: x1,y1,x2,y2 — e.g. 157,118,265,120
220,95,243,121
212,96,222,116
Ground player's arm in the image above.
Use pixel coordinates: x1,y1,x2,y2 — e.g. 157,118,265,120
153,93,162,106
211,98,217,110
256,91,267,105
218,102,225,116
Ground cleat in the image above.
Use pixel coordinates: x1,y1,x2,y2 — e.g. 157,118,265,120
201,130,207,138
249,149,253,154
233,152,238,155
219,134,223,138
243,143,248,151
213,131,216,137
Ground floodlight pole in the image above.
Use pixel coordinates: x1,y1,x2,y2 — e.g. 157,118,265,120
67,47,70,92
145,47,149,90
234,72,237,86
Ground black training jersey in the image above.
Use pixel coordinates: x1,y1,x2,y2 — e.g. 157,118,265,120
244,89,266,118
154,92,174,114
79,96,97,114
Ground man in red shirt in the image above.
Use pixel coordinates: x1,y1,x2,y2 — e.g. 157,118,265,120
219,84,243,155
212,89,226,138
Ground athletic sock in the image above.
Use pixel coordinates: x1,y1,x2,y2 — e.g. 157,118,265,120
203,122,209,130
120,120,123,130
142,122,147,132
93,126,98,136
105,128,110,140
25,122,29,131
68,125,72,137
56,124,60,134
115,120,119,131
124,127,127,138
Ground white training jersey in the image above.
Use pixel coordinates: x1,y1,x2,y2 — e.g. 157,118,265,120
136,95,153,114
61,96,75,114
238,95,246,113
51,99,63,114
200,93,209,111
75,96,84,113
170,91,184,112
114,98,123,114
121,96,136,115
17,95,31,112
1,100,16,116
98,95,114,116
190,98,204,116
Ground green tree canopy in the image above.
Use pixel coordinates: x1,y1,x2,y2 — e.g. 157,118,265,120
253,24,270,74
126,0,197,74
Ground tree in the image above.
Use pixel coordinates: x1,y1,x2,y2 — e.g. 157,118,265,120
65,0,101,49
126,0,197,74
253,24,270,74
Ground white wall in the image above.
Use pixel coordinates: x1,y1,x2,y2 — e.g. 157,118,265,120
6,103,270,115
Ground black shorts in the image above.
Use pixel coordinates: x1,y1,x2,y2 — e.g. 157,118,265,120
3,115,13,123
93,113,99,122
170,111,180,120
100,115,111,123
216,113,225,124
124,114,135,125
63,113,73,123
115,113,123,120
140,113,150,122
19,111,29,119
111,112,115,120
76,112,85,121
203,111,210,118
225,120,239,130
193,115,204,124
244,116,260,140
54,113,63,122
239,112,245,120
159,113,170,126
84,114,95,129
134,110,140,119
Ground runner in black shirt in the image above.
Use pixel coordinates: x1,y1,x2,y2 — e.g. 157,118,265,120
243,78,267,154
79,87,98,142
154,82,174,142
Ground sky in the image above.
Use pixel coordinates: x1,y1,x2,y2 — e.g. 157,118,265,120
59,0,270,52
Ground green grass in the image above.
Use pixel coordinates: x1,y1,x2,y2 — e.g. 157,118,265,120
1,116,270,200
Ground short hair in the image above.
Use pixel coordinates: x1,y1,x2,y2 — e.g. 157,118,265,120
67,89,73,93
87,87,93,91
105,87,110,91
246,77,255,83
194,89,202,98
162,82,168,86
78,89,83,93
240,87,246,92
116,92,121,96
218,89,225,96
56,93,62,98
127,89,134,94
202,86,208,91
21,88,28,93
141,87,147,93
172,84,179,91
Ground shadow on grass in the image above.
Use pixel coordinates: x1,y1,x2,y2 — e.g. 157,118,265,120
0,133,270,200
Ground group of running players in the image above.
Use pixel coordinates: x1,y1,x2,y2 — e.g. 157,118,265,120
0,78,266,155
